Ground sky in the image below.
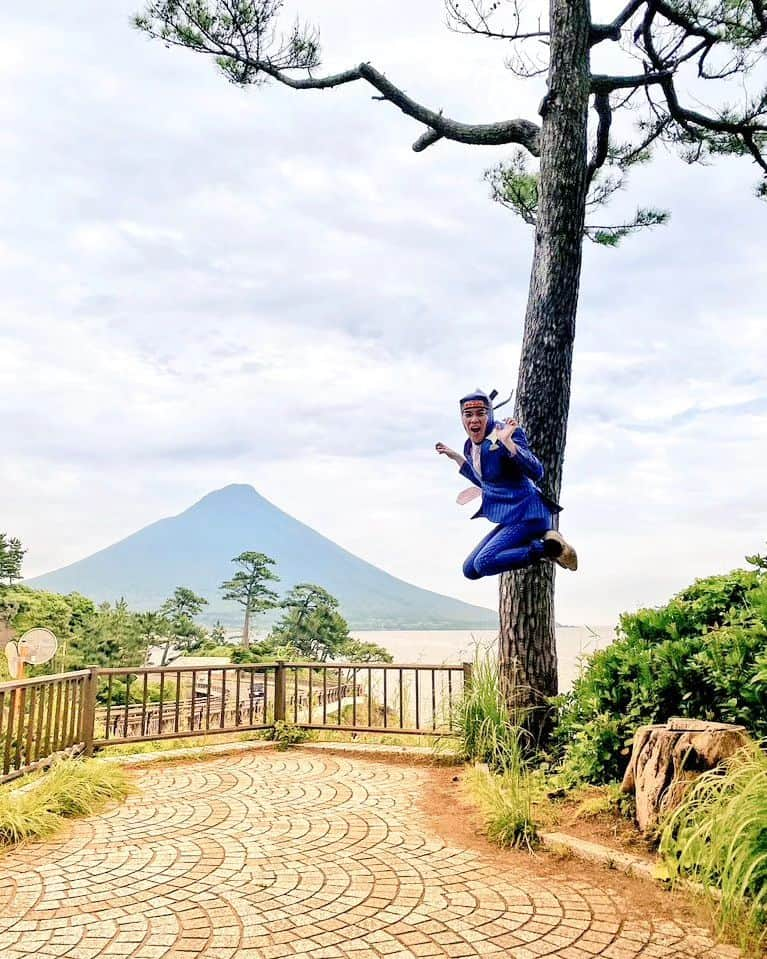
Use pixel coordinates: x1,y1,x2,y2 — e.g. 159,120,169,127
1,1,765,627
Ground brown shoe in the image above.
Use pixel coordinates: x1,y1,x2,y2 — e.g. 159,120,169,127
543,530,578,571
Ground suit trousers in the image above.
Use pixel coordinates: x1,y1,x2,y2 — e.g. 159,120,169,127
462,517,549,580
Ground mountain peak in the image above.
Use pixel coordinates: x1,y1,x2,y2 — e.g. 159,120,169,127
190,484,266,510
27,485,498,630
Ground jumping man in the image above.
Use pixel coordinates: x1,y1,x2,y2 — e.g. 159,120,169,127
436,389,577,579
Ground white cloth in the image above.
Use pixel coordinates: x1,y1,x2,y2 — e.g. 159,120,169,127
471,442,482,478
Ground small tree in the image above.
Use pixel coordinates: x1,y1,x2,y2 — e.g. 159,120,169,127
159,586,209,664
135,609,172,663
0,534,26,586
272,583,350,661
76,598,147,668
220,551,280,647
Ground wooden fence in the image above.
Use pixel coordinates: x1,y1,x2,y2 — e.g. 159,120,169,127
0,670,94,784
0,660,470,783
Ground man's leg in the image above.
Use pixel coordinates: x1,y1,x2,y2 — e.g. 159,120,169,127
463,525,506,580
471,518,550,578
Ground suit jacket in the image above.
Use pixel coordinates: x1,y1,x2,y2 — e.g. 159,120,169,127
459,427,557,526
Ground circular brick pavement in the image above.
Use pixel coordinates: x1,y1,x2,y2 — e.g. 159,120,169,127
0,750,740,958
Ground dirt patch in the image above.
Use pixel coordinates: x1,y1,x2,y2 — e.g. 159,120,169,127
419,764,723,937
539,784,656,861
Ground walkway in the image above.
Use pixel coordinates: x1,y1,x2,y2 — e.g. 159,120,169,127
0,748,739,959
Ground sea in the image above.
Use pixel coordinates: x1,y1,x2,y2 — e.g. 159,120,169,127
348,626,614,693
203,625,615,694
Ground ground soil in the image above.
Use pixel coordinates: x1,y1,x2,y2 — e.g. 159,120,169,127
420,762,726,944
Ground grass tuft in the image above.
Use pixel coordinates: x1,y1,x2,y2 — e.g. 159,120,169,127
464,765,541,850
659,740,767,956
0,759,131,850
451,645,531,773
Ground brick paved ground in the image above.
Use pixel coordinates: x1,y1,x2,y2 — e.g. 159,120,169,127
0,749,739,959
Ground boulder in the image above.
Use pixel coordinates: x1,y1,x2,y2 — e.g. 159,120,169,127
621,717,749,833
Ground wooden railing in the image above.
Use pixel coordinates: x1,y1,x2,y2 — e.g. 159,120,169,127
0,670,94,784
94,664,278,746
0,660,471,781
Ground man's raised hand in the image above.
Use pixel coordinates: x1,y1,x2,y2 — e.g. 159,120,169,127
435,442,464,466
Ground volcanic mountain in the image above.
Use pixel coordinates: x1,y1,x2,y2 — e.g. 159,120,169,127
26,484,498,630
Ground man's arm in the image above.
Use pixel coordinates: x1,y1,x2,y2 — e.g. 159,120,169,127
498,425,544,481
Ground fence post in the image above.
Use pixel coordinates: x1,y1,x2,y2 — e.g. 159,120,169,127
81,665,99,757
462,661,472,694
274,662,286,724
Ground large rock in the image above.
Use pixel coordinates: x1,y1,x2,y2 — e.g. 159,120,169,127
621,717,749,833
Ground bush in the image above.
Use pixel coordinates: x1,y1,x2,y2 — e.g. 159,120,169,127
96,678,177,706
554,553,767,785
0,759,131,848
659,741,767,955
268,720,311,750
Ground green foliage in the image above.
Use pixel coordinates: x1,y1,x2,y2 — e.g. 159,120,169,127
95,678,177,706
0,534,26,586
484,149,670,247
0,759,131,849
465,764,541,850
554,553,767,785
220,551,279,645
157,586,208,661
453,646,531,773
268,720,311,750
0,586,176,671
70,598,149,668
340,638,394,663
272,583,345,660
659,741,767,954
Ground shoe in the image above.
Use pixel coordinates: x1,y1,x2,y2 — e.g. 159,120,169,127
543,530,578,571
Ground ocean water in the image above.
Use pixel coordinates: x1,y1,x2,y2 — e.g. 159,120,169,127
349,626,615,693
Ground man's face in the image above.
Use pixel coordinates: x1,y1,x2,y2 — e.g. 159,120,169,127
462,404,489,443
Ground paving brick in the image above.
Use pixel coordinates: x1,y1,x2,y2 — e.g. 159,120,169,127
0,750,741,959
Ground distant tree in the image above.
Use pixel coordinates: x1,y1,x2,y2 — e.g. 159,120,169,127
158,586,209,664
135,609,172,662
341,638,394,664
220,551,280,647
73,598,147,668
0,534,26,586
209,620,227,645
272,583,370,662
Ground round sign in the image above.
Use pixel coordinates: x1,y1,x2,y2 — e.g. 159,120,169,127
17,627,59,665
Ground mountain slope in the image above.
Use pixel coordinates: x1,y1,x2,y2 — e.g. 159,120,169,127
26,484,498,629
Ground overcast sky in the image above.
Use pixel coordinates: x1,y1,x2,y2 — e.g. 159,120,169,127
2,1,765,626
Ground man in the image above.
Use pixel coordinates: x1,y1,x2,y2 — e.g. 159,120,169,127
436,389,577,579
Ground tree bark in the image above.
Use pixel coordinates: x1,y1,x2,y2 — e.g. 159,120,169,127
499,0,592,738
242,607,251,648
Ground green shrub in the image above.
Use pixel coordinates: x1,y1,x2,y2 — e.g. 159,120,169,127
554,553,767,785
96,678,177,706
0,759,131,848
659,741,767,955
268,720,311,750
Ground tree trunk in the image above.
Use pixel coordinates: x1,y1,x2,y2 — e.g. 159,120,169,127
499,0,592,738
242,607,251,648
